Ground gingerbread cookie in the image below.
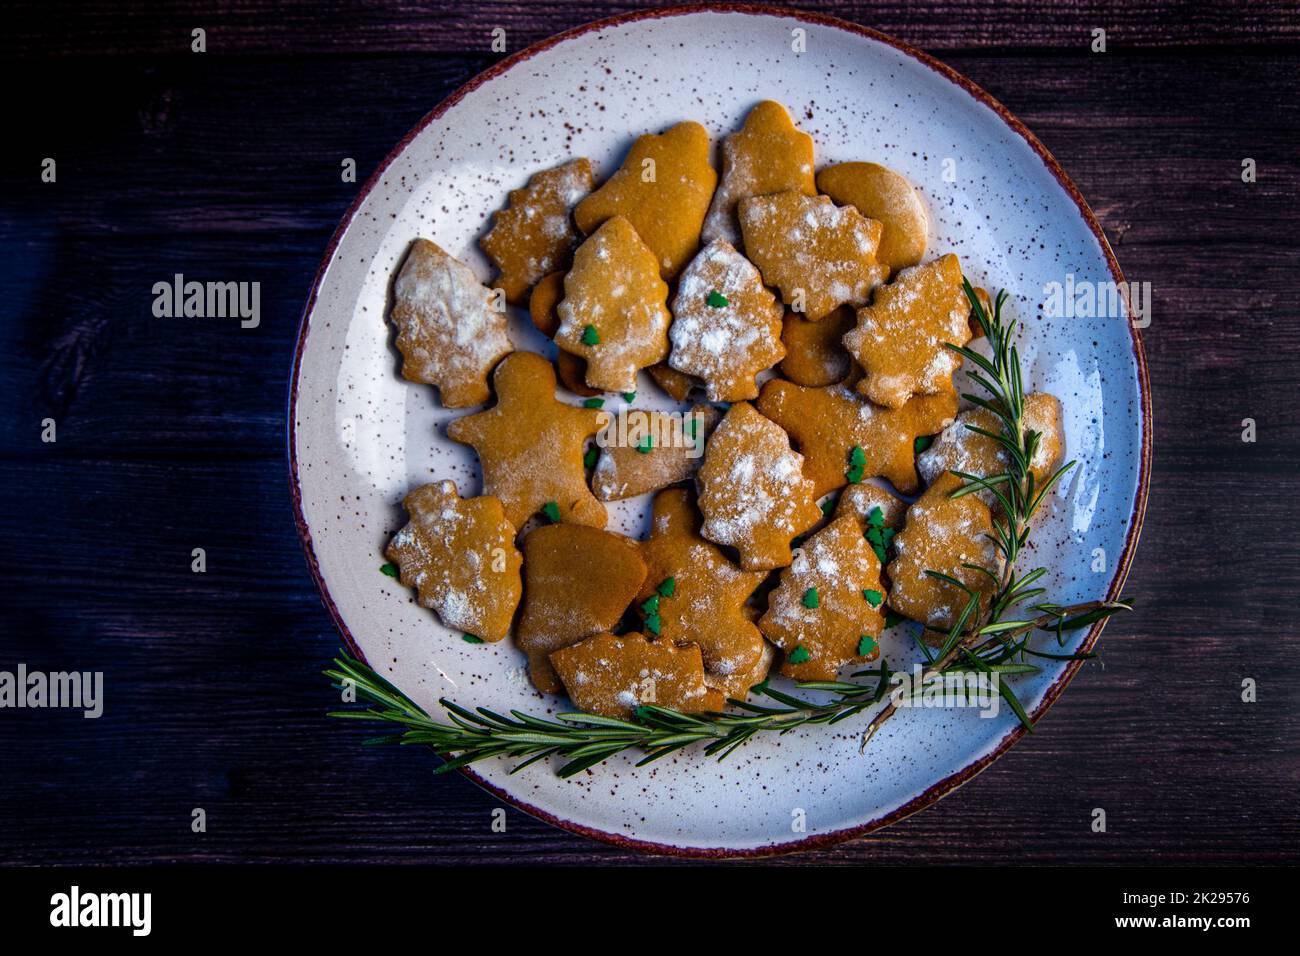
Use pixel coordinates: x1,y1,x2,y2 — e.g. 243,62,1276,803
647,362,701,401
384,480,522,643
591,405,719,501
637,488,770,695
834,481,908,535
574,121,717,280
816,161,928,273
390,239,513,408
528,270,599,397
554,216,671,392
668,239,786,401
446,351,608,529
756,377,958,497
550,631,725,719
480,158,593,304
701,100,816,246
707,639,775,701
738,191,888,321
843,253,971,409
917,392,1064,503
517,523,647,693
758,514,886,682
886,471,1002,631
696,401,822,571
779,305,856,387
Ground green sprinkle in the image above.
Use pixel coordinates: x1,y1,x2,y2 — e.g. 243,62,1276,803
379,562,400,579
802,587,819,609
644,613,662,635
880,527,896,548
462,633,484,644
849,445,866,467
583,447,598,469
857,635,879,657
581,324,600,346
820,496,837,518
583,397,605,409
862,588,883,608
914,435,934,455
640,595,660,616
866,526,884,546
656,577,676,598
845,463,864,483
872,543,887,563
685,416,700,439
866,506,885,528
788,645,811,665
706,290,729,308
885,610,906,629
622,391,637,403
636,435,654,454
542,501,561,523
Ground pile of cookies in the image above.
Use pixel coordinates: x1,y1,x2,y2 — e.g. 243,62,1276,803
384,101,1063,720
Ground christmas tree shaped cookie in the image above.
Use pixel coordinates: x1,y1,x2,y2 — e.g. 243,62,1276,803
389,239,513,407
696,401,822,571
384,480,522,644
446,351,608,528
702,100,816,246
480,158,593,304
758,514,886,682
554,216,671,392
667,239,786,402
843,253,971,409
739,191,888,321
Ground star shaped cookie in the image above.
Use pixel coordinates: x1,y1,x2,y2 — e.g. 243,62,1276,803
384,480,522,643
667,239,786,402
695,401,822,571
446,351,608,529
389,239,513,407
756,376,957,497
637,489,770,698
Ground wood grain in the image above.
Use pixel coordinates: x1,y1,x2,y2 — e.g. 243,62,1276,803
1,2,1297,864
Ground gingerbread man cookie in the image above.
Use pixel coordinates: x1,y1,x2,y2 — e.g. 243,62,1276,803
696,401,822,571
758,514,886,682
739,191,888,321
816,161,928,274
887,472,1002,631
756,377,958,497
446,351,608,529
917,393,1064,504
384,480,522,643
528,270,599,397
480,158,593,304
779,305,856,387
843,253,971,409
390,239,513,408
591,404,719,501
574,121,717,280
637,489,770,696
554,216,671,392
667,239,786,402
516,523,647,693
701,100,816,246
550,631,725,719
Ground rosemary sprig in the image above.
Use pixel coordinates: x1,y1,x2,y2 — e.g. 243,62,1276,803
326,281,1131,776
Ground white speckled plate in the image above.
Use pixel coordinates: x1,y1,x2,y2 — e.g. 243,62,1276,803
290,5,1150,857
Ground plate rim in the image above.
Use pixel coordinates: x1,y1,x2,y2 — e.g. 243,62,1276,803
287,1,1153,859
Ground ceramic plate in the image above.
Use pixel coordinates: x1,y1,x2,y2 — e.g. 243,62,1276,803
290,5,1150,856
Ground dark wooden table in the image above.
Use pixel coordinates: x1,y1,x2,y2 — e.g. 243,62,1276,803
2,1,1297,865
